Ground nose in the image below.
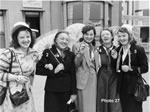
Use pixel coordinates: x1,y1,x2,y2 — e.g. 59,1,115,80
23,37,29,43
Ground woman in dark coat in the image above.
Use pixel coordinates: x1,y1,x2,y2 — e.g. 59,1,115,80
116,26,148,112
36,30,77,112
96,28,122,112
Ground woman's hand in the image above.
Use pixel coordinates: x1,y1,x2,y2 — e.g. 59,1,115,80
111,49,117,59
67,94,77,104
70,94,77,102
54,63,64,74
121,65,130,72
45,63,53,70
15,75,29,83
79,44,86,54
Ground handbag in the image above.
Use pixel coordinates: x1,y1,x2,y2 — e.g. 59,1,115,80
134,75,149,102
9,52,29,106
9,87,29,106
0,48,13,105
67,102,78,112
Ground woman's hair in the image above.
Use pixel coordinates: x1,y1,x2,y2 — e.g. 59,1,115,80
81,25,96,46
53,30,69,44
117,27,136,45
10,26,35,48
99,28,114,44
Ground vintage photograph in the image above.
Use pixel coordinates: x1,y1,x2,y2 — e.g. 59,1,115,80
0,0,149,112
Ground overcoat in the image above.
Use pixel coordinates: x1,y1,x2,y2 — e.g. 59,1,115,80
117,44,148,94
36,45,76,94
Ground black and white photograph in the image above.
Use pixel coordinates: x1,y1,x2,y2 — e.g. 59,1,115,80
0,0,149,112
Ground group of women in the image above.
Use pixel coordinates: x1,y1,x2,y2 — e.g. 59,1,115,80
0,22,148,112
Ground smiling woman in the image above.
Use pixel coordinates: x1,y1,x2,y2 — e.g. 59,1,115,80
36,30,77,112
0,22,38,112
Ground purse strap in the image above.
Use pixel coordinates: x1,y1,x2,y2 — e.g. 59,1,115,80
49,49,60,64
10,50,27,86
5,49,13,87
138,75,149,85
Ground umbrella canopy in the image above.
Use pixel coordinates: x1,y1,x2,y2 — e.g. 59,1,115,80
65,23,85,49
33,29,58,58
33,23,85,58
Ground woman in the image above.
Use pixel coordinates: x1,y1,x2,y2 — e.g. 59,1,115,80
0,22,38,112
36,30,77,112
96,28,122,112
116,26,148,112
73,25,98,112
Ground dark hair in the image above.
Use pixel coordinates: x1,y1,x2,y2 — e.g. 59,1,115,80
99,28,114,44
10,26,35,48
53,30,69,44
82,25,96,46
117,27,136,45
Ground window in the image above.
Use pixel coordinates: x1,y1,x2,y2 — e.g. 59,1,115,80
66,1,106,26
67,2,83,25
23,11,41,38
108,4,112,27
0,10,6,48
140,26,149,42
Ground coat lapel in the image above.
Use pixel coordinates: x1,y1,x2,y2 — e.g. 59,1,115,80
84,45,91,67
94,47,101,73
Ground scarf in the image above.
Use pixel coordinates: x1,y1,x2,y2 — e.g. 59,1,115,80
116,46,133,72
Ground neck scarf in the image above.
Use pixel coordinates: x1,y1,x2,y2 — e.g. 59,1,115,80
116,46,133,72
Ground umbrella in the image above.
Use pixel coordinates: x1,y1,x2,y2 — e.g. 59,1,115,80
33,29,58,58
65,23,85,49
33,23,85,58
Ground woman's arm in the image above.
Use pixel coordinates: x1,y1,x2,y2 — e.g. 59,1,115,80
136,45,148,74
36,49,54,76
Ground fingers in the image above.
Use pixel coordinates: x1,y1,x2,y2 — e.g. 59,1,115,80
79,44,86,54
45,64,53,70
121,65,129,72
16,75,29,83
54,63,64,74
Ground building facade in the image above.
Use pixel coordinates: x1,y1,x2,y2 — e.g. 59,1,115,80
0,0,121,48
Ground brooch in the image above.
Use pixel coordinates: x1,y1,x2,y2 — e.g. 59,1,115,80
46,53,49,57
54,53,59,58
134,49,137,54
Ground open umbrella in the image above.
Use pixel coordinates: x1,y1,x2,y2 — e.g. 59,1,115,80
65,23,85,49
33,23,85,58
33,29,58,58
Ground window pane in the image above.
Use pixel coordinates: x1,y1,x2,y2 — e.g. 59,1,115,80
89,3,100,21
89,2,103,23
140,27,149,42
67,2,83,25
143,9,149,16
73,3,83,19
0,11,5,48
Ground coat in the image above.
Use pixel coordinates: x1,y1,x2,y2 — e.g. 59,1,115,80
73,41,101,89
36,45,76,94
116,44,148,94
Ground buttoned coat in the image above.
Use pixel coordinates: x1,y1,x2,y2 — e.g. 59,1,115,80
36,45,76,94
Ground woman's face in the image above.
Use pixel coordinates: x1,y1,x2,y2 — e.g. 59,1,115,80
55,33,69,50
118,32,129,46
101,30,113,44
83,30,95,44
17,30,31,49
